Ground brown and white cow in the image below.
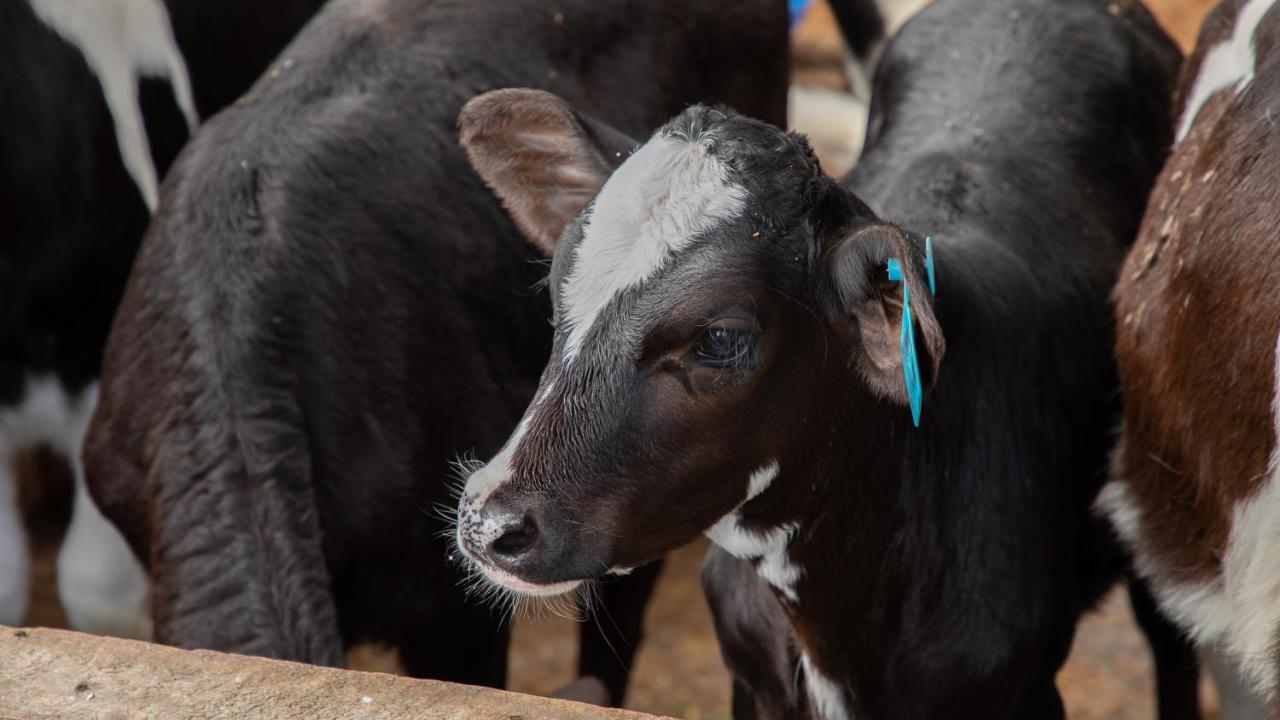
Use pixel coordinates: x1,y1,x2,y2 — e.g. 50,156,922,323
1101,0,1280,713
456,0,1191,716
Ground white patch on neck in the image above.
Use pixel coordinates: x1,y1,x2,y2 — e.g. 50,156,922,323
559,133,746,363
704,462,804,602
28,0,198,210
1175,0,1278,141
1099,332,1280,697
802,652,853,720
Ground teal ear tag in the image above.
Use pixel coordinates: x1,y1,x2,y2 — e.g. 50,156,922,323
886,257,925,427
925,236,936,295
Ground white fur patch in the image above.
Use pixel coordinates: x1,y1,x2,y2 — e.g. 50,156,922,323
1219,334,1280,693
1202,645,1272,719
559,133,746,362
456,382,585,597
0,377,151,637
1101,333,1280,697
28,0,198,210
463,416,528,507
0,451,29,626
462,378,558,508
0,376,95,456
58,462,153,639
457,414,530,566
704,462,805,603
1095,474,1142,547
802,652,853,720
0,376,94,626
1175,0,1278,141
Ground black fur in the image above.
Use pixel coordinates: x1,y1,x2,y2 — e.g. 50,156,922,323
709,0,1188,715
86,0,790,701
0,0,324,408
456,0,1194,717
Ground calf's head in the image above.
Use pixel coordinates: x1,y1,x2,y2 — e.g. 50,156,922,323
454,89,943,597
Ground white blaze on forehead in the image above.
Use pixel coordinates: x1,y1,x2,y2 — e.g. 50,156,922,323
28,0,198,211
560,133,747,362
1176,0,1278,141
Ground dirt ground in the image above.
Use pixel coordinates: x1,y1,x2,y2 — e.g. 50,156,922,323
16,1,1221,718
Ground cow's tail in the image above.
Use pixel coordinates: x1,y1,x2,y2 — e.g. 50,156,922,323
144,323,344,664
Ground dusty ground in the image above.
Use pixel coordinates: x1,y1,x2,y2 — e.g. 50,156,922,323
16,1,1220,718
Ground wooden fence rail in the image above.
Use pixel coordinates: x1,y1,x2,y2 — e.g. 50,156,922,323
0,626,666,720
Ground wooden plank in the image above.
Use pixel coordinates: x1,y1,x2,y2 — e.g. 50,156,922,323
0,626,667,720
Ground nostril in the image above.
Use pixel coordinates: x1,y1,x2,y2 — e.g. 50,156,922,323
491,515,539,558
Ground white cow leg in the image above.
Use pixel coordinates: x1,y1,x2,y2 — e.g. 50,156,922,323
0,449,31,626
54,384,151,640
56,464,152,640
1202,645,1270,720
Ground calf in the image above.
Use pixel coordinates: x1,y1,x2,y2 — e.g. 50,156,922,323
84,0,791,701
0,0,322,637
455,0,1186,716
1102,0,1280,713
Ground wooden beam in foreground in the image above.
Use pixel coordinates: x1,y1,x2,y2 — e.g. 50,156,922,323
0,625,667,720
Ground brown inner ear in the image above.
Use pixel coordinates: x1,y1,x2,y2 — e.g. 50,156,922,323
459,89,622,255
852,283,903,383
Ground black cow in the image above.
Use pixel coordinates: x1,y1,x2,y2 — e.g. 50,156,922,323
0,0,323,637
454,0,1200,716
84,0,793,703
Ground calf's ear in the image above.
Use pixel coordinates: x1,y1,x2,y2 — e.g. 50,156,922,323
459,88,636,254
827,221,945,407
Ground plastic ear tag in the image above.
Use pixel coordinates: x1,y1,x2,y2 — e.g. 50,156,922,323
885,250,934,427
925,235,936,295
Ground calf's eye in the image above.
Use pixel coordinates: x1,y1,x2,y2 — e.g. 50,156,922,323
693,325,755,367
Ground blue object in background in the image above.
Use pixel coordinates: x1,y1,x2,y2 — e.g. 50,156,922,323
790,0,817,26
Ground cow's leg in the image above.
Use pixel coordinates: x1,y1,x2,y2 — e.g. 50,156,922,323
56,467,152,639
0,447,30,626
54,386,151,639
1202,646,1269,720
731,677,763,720
702,546,799,719
398,583,509,687
1128,575,1203,720
577,558,664,706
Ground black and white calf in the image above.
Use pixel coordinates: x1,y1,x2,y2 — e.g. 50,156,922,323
0,0,321,636
456,0,1190,716
85,0,791,702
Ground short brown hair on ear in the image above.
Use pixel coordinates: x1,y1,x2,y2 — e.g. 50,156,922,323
459,88,637,255
827,222,945,407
